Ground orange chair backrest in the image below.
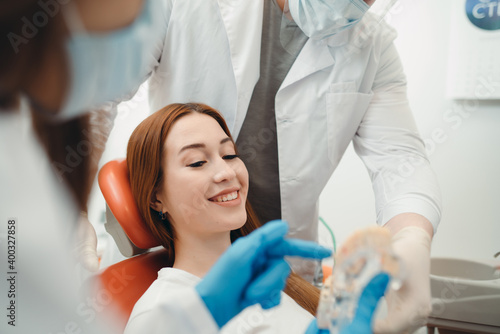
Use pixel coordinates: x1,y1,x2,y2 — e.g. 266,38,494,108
98,159,160,249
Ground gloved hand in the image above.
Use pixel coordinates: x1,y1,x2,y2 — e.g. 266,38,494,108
306,273,390,334
195,220,332,328
74,212,100,272
374,226,432,333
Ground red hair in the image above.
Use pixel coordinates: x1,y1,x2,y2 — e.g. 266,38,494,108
127,103,319,315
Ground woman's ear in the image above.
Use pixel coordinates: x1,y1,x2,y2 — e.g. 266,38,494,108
150,191,165,213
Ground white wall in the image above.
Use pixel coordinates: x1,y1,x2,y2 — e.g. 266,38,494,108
319,0,500,261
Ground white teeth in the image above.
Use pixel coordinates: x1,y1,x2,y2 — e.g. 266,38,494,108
213,191,238,202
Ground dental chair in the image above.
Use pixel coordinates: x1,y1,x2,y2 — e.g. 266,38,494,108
93,159,168,332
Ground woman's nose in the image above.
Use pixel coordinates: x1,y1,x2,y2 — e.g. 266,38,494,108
213,159,236,183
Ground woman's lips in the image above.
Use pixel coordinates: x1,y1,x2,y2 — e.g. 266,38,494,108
209,190,239,203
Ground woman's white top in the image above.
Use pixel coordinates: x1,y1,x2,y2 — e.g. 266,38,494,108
125,267,314,334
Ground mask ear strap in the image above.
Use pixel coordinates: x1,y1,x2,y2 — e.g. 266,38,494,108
61,1,87,35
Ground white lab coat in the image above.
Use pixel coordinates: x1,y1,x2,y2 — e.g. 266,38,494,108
0,102,112,333
148,0,442,244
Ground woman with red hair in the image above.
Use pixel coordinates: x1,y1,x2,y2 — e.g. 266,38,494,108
125,103,321,333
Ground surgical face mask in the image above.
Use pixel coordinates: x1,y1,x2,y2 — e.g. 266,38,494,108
287,0,370,40
60,0,165,119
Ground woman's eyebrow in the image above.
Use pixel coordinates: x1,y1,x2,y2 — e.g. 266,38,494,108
220,137,233,145
178,137,232,154
178,143,205,154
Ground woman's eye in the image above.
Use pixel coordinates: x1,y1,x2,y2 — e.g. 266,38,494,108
187,161,206,168
223,154,239,160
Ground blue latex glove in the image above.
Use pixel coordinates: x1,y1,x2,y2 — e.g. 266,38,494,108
305,273,390,334
195,220,332,328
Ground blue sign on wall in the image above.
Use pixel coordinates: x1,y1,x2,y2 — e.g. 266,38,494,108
466,0,500,30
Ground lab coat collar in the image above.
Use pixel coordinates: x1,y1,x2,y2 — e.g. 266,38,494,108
323,27,350,47
279,26,351,90
281,37,335,90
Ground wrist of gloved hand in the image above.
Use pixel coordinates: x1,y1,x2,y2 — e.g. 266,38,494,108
374,226,432,334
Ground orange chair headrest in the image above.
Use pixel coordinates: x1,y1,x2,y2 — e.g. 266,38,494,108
98,159,160,249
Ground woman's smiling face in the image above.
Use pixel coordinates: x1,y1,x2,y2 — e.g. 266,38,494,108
153,112,249,237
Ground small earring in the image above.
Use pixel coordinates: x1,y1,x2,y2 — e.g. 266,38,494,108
158,211,167,221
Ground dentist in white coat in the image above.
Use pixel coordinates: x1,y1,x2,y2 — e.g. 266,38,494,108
145,0,442,333
1,0,440,333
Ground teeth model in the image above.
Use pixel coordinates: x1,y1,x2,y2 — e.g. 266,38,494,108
316,226,403,332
